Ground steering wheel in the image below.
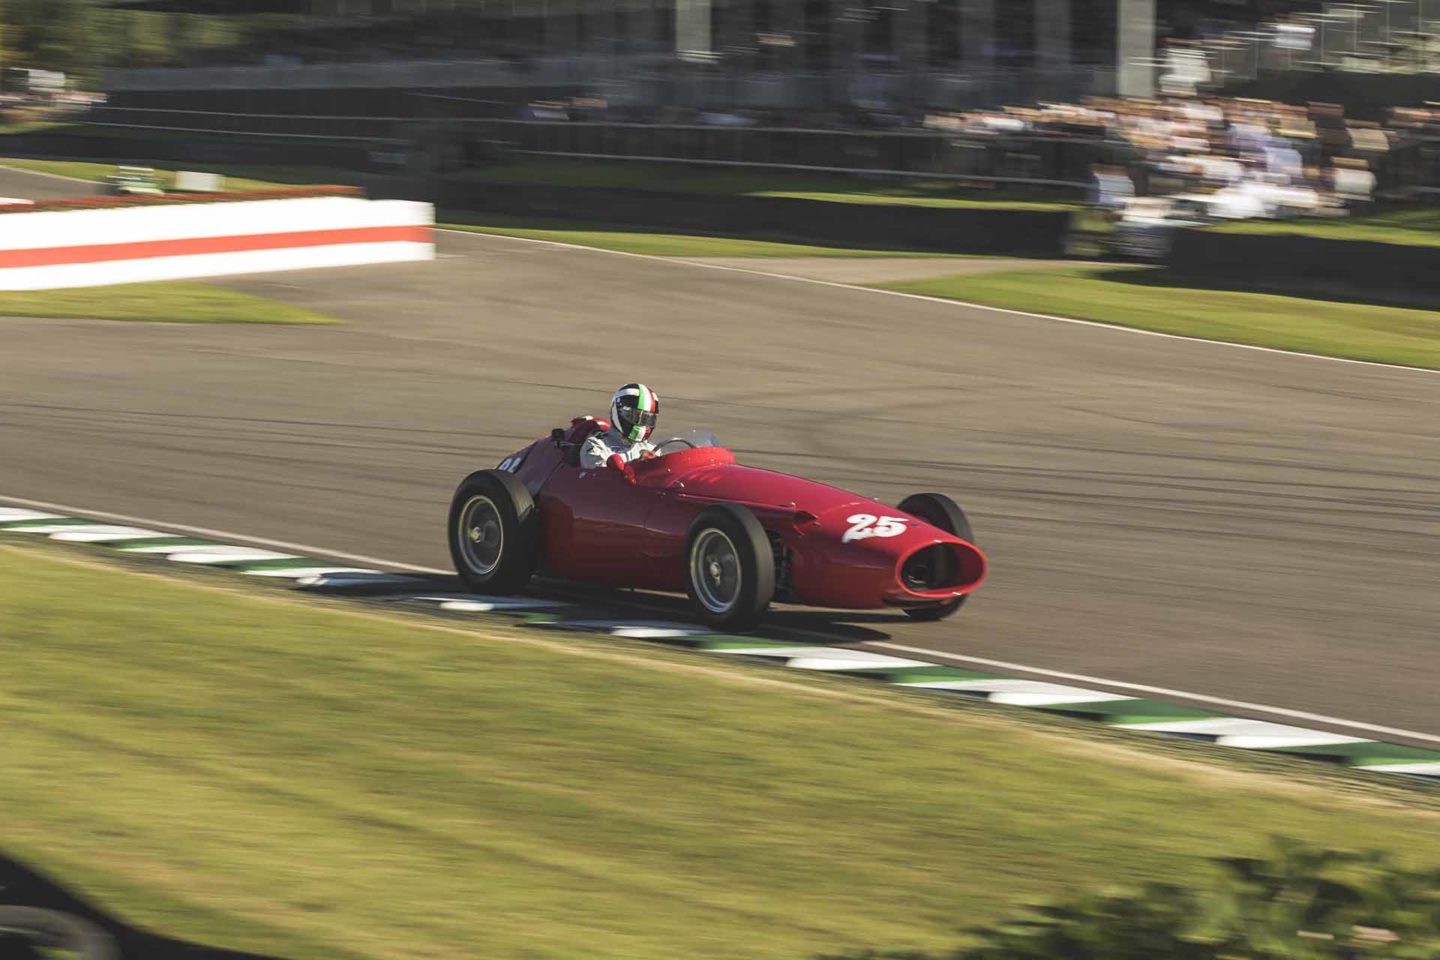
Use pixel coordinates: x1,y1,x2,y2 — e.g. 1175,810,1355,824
656,437,697,454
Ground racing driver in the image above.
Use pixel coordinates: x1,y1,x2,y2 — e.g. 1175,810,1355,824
580,382,660,480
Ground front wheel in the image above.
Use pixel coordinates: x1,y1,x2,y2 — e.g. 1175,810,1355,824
448,470,540,593
897,492,975,622
685,504,776,631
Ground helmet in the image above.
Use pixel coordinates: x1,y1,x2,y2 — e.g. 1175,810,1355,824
610,382,659,443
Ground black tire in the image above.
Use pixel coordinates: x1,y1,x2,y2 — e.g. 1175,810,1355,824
0,907,119,960
448,470,540,594
684,504,776,631
897,492,975,622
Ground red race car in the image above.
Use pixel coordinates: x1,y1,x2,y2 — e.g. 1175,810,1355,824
448,418,988,630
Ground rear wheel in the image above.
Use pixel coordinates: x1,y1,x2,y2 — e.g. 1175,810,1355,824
685,505,776,631
448,470,540,593
897,492,974,622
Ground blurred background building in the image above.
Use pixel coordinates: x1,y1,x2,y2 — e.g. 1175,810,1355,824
3,0,1439,204
5,1,1436,116
10,2,1404,107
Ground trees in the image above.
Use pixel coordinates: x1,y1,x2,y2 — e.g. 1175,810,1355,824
3,0,100,80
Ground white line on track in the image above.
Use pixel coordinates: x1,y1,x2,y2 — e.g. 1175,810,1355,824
6,492,1437,748
871,640,1440,747
438,228,1438,378
0,493,450,575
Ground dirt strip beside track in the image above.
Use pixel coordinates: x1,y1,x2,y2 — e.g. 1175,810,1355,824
0,228,1435,736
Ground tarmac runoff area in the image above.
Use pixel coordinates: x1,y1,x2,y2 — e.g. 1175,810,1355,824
0,166,1435,749
0,165,102,202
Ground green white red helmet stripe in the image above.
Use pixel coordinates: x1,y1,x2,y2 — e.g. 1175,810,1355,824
613,383,658,441
630,384,651,440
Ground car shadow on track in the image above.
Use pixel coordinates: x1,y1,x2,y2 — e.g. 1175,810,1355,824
523,578,910,643
349,574,908,644
0,852,283,960
761,609,906,643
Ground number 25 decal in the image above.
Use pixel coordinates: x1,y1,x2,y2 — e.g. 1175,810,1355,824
843,514,908,543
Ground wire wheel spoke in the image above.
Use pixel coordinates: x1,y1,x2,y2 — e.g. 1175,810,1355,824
691,529,741,613
458,495,504,576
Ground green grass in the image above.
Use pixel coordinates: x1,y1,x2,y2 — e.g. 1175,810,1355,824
1,544,1437,960
0,119,72,136
440,215,976,258
453,157,1078,211
881,264,1440,369
1213,205,1440,248
0,282,338,325
0,157,329,193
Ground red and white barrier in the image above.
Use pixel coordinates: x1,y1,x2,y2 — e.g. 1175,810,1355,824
0,194,433,289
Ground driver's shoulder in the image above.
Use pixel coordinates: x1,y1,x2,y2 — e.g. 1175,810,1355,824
583,426,619,444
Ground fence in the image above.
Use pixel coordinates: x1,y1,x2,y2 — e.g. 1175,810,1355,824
106,58,1115,113
85,106,406,142
468,119,1111,184
75,104,1106,186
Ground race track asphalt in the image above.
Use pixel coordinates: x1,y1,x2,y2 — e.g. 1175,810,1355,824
0,166,100,202
0,167,1435,741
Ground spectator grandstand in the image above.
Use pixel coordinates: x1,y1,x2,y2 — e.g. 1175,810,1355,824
6,0,1429,220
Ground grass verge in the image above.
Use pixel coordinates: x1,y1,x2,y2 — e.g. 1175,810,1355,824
0,282,339,325
440,216,977,258
880,264,1440,369
450,157,1079,211
1212,205,1440,248
1,543,1436,960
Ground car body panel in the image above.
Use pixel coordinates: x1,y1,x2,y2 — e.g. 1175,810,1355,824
501,419,988,610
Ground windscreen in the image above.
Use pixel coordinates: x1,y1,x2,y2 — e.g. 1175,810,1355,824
652,429,722,455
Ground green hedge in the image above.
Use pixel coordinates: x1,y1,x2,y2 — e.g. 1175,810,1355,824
827,840,1440,960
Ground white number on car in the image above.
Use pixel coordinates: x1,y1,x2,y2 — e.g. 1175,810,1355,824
497,454,525,473
843,514,908,543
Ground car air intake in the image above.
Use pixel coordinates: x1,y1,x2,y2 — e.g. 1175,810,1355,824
901,542,985,593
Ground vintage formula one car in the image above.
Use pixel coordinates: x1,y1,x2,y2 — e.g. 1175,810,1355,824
448,418,988,629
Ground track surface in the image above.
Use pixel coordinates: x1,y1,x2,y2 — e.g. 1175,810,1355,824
0,168,1436,738
0,166,99,201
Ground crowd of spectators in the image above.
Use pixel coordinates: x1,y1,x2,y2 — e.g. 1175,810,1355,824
924,95,1403,218
1389,103,1440,136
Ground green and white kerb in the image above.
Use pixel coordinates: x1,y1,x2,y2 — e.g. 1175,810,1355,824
611,382,660,443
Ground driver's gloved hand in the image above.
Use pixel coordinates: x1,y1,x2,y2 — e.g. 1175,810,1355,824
607,454,638,485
